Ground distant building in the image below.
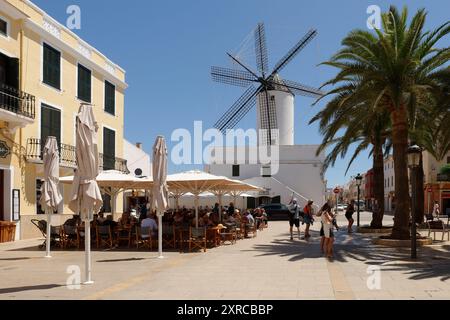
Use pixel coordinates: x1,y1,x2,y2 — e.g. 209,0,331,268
384,155,395,212
123,141,151,213
423,151,450,216
365,169,374,210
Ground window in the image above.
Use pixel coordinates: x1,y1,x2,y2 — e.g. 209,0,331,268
41,104,61,147
103,127,115,170
77,64,91,102
232,165,240,177
391,176,394,187
43,43,61,90
104,80,115,115
0,18,7,37
36,179,45,214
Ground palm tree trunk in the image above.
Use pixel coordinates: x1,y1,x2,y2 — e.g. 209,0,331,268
390,106,411,239
370,142,385,228
415,154,425,223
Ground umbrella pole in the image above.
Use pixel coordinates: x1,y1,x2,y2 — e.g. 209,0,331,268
45,209,51,258
195,195,199,228
158,213,163,259
84,216,93,284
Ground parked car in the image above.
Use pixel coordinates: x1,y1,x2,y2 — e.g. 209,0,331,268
337,204,347,211
356,200,365,211
258,203,291,220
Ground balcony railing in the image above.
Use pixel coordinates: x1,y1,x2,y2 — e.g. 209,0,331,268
99,153,130,174
26,138,129,173
437,174,450,182
0,83,35,119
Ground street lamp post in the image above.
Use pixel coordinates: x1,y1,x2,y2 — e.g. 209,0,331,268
407,144,422,259
355,173,362,227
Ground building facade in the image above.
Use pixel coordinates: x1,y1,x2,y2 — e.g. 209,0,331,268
364,169,374,210
423,151,450,216
0,0,128,240
383,155,395,213
123,140,151,212
206,145,326,210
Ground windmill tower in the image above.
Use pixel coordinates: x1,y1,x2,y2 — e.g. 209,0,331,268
211,23,323,146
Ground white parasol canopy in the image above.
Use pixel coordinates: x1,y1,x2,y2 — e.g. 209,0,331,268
61,170,153,216
167,170,261,226
69,103,102,284
40,136,62,258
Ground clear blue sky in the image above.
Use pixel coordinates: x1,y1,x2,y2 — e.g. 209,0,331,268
33,0,449,187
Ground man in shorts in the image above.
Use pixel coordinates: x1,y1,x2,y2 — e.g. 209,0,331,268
288,199,301,240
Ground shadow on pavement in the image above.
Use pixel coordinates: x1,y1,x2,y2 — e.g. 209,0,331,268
247,229,450,281
0,257,32,261
97,257,149,263
0,284,63,294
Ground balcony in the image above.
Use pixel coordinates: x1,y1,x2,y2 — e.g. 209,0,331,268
26,138,129,173
437,174,450,182
0,84,35,132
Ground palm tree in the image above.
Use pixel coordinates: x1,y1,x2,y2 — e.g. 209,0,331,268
316,6,449,239
310,85,390,228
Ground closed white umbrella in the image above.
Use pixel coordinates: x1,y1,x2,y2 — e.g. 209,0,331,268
40,136,62,258
69,103,102,284
152,136,169,259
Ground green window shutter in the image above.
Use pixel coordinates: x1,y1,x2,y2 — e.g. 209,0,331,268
104,81,115,115
103,127,115,170
43,43,61,90
77,64,91,103
41,104,61,147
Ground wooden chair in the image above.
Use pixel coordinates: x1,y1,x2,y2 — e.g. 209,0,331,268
189,227,207,252
96,225,114,249
135,226,153,250
162,224,176,249
245,222,257,238
220,225,237,245
427,220,450,241
116,226,132,247
62,225,78,249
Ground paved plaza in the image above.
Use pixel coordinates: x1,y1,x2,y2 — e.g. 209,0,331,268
1,212,450,300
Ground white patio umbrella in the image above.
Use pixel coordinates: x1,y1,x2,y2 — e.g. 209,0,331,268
167,170,262,227
69,103,103,284
152,136,169,259
40,136,62,258
61,170,153,217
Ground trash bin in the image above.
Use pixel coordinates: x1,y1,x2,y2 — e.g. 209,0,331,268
0,221,16,243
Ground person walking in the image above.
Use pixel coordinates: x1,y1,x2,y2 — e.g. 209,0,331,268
318,202,332,254
432,201,441,219
345,199,355,233
321,205,335,259
288,198,301,240
303,200,314,239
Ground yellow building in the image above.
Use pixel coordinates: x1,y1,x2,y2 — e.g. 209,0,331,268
0,0,128,240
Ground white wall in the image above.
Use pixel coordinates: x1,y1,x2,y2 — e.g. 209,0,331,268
123,140,151,177
207,145,326,207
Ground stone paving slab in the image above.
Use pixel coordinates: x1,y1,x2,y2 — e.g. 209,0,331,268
1,212,450,300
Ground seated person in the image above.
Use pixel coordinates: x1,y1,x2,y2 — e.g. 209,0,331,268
102,215,118,229
97,212,106,224
141,213,158,238
64,215,80,227
173,211,184,225
118,212,131,227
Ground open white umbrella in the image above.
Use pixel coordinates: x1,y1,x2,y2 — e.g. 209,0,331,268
61,170,153,217
152,136,169,259
40,136,62,258
167,170,262,226
69,103,103,284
